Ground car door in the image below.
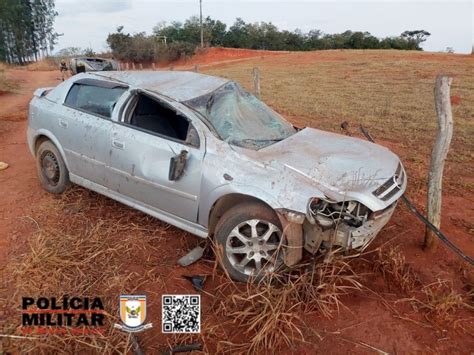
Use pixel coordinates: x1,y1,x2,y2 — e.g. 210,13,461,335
107,91,204,223
59,79,128,186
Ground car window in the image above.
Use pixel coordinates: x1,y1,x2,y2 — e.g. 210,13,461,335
65,84,126,118
126,93,198,147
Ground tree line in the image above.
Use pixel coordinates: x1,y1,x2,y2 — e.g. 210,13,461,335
107,16,431,63
0,0,58,64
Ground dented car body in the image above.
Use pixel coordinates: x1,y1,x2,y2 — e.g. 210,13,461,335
69,57,118,75
28,71,406,282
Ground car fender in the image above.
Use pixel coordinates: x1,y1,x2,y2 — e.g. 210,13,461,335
30,129,70,170
198,182,284,228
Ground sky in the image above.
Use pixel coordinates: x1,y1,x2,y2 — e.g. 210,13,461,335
54,0,473,54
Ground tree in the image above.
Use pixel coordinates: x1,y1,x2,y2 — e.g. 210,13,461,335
56,46,83,57
0,0,58,63
106,16,430,61
401,30,431,50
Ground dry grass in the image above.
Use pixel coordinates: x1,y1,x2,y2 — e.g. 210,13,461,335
0,63,17,94
202,50,474,195
373,246,420,293
26,58,57,71
408,279,470,324
212,256,363,353
3,187,169,353
0,62,10,71
3,185,471,352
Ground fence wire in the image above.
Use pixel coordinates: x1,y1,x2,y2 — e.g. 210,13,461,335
359,125,473,266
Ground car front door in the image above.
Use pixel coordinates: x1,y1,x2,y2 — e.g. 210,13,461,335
107,91,204,223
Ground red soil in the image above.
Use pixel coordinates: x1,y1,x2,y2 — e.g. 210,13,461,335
451,95,462,105
1,49,473,353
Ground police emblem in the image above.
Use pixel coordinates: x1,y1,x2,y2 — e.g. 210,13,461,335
114,295,152,332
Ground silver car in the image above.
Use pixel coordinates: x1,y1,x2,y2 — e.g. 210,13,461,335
27,71,406,282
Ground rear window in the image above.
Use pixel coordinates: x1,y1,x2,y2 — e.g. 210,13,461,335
65,84,126,118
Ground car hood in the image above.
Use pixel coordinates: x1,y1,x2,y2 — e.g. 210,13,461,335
253,127,400,199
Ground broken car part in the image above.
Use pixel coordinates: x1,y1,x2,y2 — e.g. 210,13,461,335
177,246,205,267
182,275,206,292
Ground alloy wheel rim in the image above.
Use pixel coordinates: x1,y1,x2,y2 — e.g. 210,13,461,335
226,219,282,277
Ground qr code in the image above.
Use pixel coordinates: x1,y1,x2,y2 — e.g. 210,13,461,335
162,295,200,333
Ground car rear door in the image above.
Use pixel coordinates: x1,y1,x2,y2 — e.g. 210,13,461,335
107,92,205,223
60,79,128,185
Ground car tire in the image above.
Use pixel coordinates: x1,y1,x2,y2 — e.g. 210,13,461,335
36,140,70,194
215,202,283,283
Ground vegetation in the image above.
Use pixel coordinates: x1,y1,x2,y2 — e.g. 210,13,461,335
55,46,96,58
2,51,472,353
202,50,473,196
107,16,431,63
0,0,58,64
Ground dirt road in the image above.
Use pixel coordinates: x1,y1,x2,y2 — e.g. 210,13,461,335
0,69,60,265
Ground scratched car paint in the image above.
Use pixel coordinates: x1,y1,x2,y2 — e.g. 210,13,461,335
27,71,407,282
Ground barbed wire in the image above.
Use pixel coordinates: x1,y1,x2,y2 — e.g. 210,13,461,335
359,125,473,266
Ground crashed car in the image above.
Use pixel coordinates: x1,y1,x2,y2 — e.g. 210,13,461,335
69,57,118,75
27,71,407,282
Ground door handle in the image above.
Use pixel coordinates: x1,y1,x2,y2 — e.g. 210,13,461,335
59,119,68,128
112,139,124,150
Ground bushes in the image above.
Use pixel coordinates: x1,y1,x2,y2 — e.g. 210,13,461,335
106,27,196,63
156,41,196,62
106,17,430,62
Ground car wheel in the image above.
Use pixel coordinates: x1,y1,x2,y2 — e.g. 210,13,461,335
36,140,70,194
215,202,283,283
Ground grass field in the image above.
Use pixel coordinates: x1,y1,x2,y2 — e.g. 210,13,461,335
202,50,474,197
1,49,473,353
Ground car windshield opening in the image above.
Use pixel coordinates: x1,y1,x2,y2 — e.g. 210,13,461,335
184,82,296,149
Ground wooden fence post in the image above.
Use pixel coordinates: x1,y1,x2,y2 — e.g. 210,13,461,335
169,64,174,71
194,64,199,73
131,62,136,70
139,63,143,70
125,62,129,70
152,63,156,71
424,75,453,250
253,67,261,98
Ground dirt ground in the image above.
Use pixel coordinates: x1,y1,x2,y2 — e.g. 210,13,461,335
0,49,473,354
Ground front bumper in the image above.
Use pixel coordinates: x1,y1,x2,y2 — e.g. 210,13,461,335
277,201,398,267
303,202,397,253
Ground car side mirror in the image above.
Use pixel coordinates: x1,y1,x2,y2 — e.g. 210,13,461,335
186,125,200,148
169,150,188,181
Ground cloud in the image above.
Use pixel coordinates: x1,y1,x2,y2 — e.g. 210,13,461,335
56,0,132,17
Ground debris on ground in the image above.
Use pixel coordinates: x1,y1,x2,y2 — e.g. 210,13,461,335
164,343,203,355
182,275,206,292
178,246,205,267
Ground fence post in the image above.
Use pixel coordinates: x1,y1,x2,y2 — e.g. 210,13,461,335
125,62,129,70
169,64,174,71
194,64,199,73
253,67,261,98
152,63,156,71
139,63,143,70
424,75,453,251
131,62,136,70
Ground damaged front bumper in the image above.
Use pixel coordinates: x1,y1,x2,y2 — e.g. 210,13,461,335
277,202,397,266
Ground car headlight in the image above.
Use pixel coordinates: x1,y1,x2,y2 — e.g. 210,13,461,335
307,197,370,228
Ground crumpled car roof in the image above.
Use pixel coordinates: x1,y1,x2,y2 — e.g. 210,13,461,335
91,71,229,102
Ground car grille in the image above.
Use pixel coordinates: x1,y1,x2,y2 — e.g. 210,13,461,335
372,163,405,201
